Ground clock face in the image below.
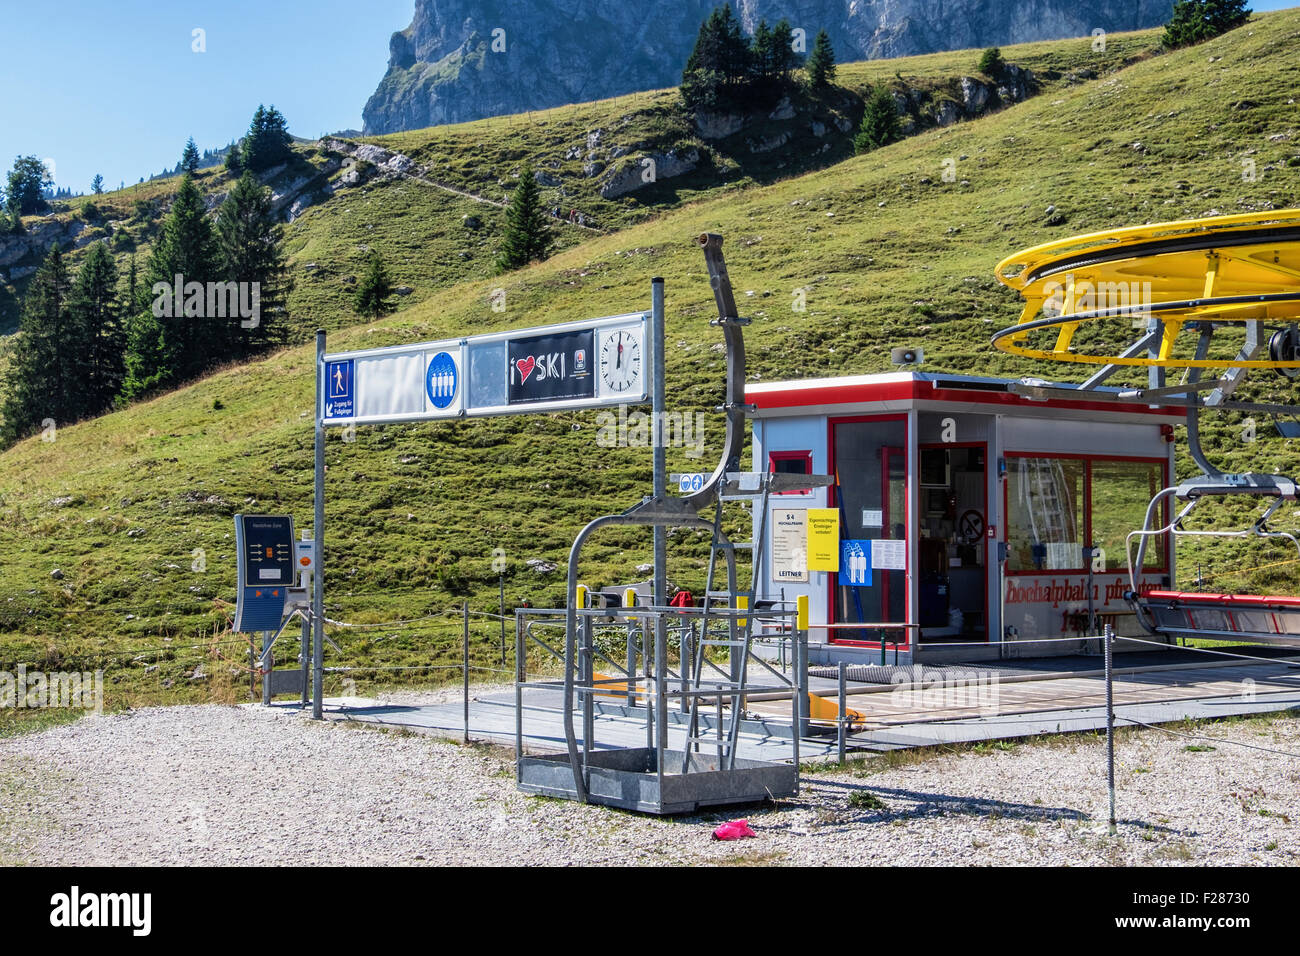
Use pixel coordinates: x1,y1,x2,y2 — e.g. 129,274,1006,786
599,329,643,394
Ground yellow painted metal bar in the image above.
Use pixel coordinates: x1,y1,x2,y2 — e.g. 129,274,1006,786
1051,275,1079,354
796,594,809,631
1010,299,1039,344
1156,318,1184,361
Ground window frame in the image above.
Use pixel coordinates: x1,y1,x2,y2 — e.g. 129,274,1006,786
1003,452,1170,576
768,449,814,496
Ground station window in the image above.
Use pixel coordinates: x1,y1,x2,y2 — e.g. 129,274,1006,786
1090,459,1167,571
1005,455,1168,574
768,450,812,495
1006,457,1085,571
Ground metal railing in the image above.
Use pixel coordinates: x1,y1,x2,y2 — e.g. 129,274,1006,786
514,604,808,789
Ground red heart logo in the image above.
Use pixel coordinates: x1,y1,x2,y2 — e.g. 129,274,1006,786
516,356,536,383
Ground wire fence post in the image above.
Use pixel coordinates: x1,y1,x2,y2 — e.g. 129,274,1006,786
838,661,847,764
1104,621,1117,834
463,601,470,744
515,612,524,764
498,575,507,666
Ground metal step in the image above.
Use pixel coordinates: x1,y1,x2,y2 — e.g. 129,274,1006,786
701,639,746,648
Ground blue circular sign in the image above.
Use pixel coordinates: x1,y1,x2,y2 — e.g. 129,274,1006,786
426,351,458,409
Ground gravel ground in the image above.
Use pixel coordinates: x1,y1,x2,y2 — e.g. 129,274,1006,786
1,692,1297,866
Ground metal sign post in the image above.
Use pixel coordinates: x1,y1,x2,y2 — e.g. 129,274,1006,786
650,278,667,761
313,330,326,720
309,309,657,719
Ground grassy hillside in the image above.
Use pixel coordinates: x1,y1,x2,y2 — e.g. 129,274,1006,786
2,10,1300,717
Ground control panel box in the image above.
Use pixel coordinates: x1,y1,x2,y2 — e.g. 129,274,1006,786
234,514,295,633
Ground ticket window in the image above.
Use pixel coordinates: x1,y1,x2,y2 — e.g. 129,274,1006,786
831,418,908,643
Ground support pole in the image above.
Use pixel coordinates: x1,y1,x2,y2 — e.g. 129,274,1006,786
261,631,272,705
498,575,507,667
796,598,810,740
651,276,668,773
652,278,666,608
312,330,326,720
1104,622,1117,834
838,661,847,764
299,612,310,708
463,600,470,744
515,613,524,763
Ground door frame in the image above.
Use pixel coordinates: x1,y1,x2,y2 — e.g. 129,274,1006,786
826,414,910,648
917,440,990,642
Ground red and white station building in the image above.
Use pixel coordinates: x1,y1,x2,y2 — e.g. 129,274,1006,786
745,371,1182,664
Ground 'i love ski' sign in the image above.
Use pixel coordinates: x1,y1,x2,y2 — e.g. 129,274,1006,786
507,329,595,405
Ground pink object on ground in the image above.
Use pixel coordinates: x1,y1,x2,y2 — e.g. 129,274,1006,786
712,819,756,840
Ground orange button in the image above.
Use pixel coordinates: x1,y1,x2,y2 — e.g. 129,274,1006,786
255,590,262,598
300,557,311,566
272,590,279,597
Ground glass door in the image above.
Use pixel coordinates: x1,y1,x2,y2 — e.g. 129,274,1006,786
831,417,909,645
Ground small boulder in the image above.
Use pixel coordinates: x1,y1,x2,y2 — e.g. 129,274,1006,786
693,111,746,139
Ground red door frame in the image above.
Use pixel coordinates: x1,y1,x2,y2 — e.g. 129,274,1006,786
918,441,990,641
826,413,909,649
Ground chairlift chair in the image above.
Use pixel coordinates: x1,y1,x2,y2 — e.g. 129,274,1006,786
1125,473,1300,646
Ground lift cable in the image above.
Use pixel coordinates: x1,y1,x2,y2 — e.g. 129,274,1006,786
1119,632,1300,670
1176,554,1300,587
1114,715,1300,761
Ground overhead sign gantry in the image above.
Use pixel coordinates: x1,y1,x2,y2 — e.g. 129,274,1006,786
320,312,649,427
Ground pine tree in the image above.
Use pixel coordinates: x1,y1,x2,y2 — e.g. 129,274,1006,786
681,5,753,111
181,137,201,175
68,242,126,415
978,47,1004,77
215,171,291,354
354,251,393,318
751,20,775,85
90,174,105,195
241,106,293,172
1,245,75,444
125,173,218,393
120,309,170,403
224,142,243,174
1163,0,1251,48
806,30,836,88
771,20,798,78
496,164,552,271
854,85,901,153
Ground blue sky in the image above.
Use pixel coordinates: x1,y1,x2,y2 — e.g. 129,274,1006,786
0,0,413,194
1,1,1293,196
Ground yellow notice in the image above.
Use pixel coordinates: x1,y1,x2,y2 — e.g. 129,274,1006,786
805,508,840,572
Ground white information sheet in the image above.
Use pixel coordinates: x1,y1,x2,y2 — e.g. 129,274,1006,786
771,509,809,583
870,538,907,570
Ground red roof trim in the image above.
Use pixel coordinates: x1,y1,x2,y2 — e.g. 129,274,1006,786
746,379,1183,418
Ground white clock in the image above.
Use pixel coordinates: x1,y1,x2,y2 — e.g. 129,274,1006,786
599,328,643,395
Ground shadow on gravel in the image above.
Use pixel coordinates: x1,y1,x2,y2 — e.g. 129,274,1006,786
788,780,1183,835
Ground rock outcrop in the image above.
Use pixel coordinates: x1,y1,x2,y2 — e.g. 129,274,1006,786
362,0,1173,134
